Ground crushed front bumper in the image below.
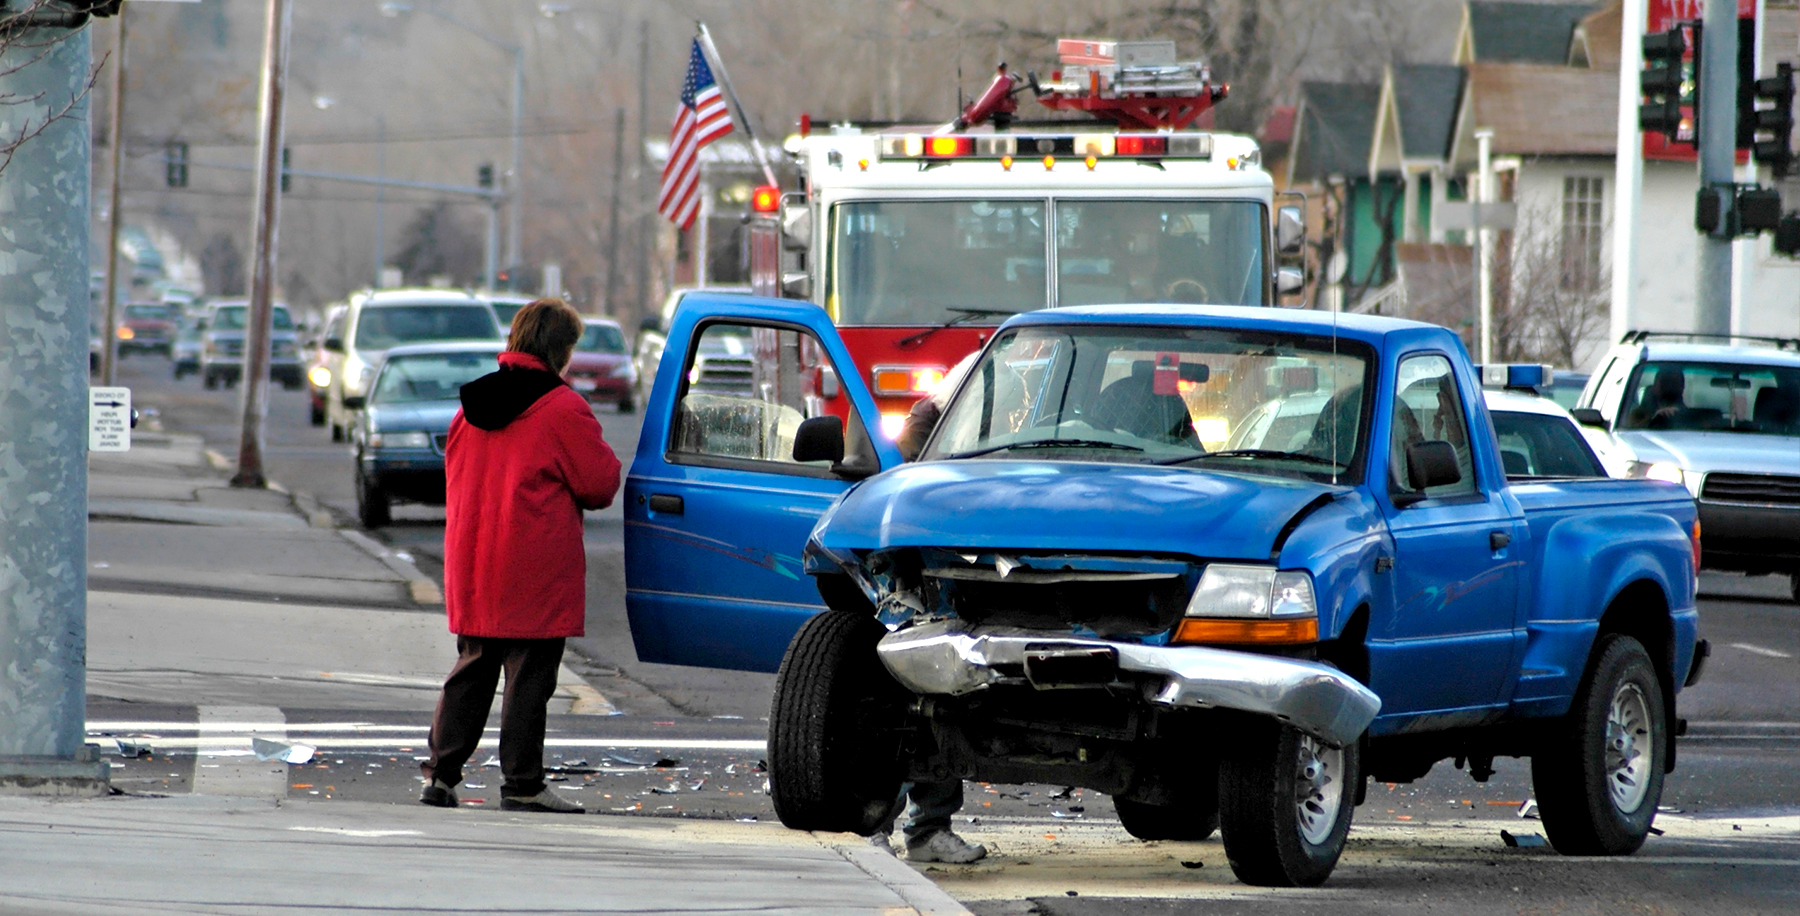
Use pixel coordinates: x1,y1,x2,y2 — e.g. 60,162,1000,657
876,620,1381,747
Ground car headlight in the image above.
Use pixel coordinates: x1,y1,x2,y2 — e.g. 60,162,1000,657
1173,564,1318,645
367,430,431,449
1628,460,1688,486
308,366,332,388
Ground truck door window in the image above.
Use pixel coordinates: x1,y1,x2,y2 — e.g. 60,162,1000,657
1390,354,1477,499
1055,200,1267,307
828,200,1047,325
669,322,875,475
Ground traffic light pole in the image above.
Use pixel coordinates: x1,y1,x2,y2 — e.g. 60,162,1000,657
1695,0,1739,337
98,8,125,387
1610,0,1646,344
0,21,109,795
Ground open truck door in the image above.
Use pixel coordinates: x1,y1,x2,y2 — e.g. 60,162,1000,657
624,294,902,672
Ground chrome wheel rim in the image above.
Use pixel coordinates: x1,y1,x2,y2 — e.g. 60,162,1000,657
1606,682,1653,814
1294,734,1344,846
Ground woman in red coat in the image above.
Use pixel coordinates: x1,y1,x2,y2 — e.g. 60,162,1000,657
421,298,621,813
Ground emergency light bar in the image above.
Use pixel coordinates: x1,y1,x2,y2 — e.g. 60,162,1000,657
879,132,1212,162
1477,364,1555,389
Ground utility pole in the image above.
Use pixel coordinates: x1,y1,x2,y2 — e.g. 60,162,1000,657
98,8,126,386
1611,0,1647,344
604,106,624,316
507,48,524,276
1695,0,1739,336
0,21,108,794
634,19,650,328
233,0,293,489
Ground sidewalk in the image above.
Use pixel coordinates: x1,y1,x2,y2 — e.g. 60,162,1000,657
0,794,970,915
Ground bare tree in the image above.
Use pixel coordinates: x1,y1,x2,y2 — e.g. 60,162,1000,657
1493,203,1610,368
0,1,107,175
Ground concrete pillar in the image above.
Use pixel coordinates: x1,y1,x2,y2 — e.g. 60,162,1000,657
1402,168,1422,243
0,24,108,795
1429,168,1448,243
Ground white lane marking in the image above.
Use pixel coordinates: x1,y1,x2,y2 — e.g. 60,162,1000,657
288,827,424,838
120,737,764,752
1729,642,1794,659
191,706,289,800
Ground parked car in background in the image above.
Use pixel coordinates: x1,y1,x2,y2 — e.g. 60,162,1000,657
487,294,533,334
345,342,503,528
1544,370,1589,410
565,318,636,412
199,300,302,390
318,289,503,442
117,302,178,357
171,320,204,379
1579,332,1800,600
305,305,347,426
633,285,751,405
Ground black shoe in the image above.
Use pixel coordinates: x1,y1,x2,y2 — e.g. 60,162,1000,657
500,787,584,813
420,779,458,808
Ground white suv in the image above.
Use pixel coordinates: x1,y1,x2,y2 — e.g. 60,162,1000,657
318,289,503,441
1579,332,1800,599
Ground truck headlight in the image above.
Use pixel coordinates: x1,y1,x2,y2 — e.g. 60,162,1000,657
1174,564,1318,645
308,366,332,389
367,430,431,449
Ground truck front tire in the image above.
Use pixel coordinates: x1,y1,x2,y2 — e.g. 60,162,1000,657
1218,722,1359,887
1532,634,1666,856
768,610,907,836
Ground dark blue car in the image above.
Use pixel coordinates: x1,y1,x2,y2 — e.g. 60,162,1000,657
347,342,502,528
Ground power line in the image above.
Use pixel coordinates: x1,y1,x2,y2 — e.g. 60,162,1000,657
120,121,596,150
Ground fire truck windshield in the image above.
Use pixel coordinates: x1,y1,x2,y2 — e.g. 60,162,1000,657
827,198,1267,327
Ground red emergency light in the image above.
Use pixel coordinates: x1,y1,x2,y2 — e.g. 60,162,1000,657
750,185,780,213
926,136,974,158
1116,135,1167,156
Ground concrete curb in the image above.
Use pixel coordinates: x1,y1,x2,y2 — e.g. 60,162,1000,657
336,529,444,606
819,836,976,916
289,490,337,529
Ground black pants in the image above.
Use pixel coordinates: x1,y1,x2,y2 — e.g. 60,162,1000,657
423,636,564,798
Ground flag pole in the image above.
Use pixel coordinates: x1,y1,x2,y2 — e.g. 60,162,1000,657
696,21,780,189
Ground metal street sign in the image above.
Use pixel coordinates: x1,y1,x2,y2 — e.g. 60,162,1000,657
1436,200,1517,232
89,387,131,452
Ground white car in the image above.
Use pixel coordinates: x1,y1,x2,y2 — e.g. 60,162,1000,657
318,289,503,442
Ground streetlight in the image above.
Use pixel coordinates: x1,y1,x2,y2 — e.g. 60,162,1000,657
314,95,389,288
380,2,524,285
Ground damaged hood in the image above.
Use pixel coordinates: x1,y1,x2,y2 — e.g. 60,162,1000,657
809,460,1343,564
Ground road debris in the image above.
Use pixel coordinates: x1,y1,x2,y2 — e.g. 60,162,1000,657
1499,830,1547,848
251,737,316,764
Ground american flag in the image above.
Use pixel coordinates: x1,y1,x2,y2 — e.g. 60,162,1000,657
657,39,735,230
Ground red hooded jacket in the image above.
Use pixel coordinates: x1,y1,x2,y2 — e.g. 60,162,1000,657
443,351,621,638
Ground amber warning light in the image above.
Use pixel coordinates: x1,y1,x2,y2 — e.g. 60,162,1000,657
750,185,780,213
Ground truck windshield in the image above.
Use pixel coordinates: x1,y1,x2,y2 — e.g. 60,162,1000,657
1619,361,1800,434
827,199,1267,326
923,324,1372,482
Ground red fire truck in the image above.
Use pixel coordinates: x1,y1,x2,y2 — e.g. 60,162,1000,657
747,39,1304,438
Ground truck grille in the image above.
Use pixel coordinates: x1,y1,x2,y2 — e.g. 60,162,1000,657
1701,473,1800,506
690,354,755,395
917,551,1196,638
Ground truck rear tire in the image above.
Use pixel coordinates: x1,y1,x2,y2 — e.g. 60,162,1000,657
1218,722,1359,887
1114,777,1219,842
768,610,907,836
1532,634,1666,856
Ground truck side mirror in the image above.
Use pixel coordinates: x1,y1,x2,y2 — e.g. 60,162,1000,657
1275,267,1305,298
1406,440,1461,491
781,272,813,299
323,337,344,353
781,199,812,251
792,415,845,465
1570,408,1607,428
1276,206,1305,256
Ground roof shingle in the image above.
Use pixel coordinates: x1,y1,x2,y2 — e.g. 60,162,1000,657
1467,1,1598,63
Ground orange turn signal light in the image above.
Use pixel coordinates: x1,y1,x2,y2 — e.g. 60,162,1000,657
1171,617,1318,646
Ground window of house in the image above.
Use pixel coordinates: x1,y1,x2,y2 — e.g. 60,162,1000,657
1560,177,1605,292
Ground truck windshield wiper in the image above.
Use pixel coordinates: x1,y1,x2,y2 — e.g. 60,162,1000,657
897,307,1023,348
1158,449,1347,468
944,438,1145,460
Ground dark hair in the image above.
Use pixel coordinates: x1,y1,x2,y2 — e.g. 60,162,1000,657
506,298,583,371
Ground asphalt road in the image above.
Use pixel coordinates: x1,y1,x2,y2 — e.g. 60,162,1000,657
104,349,1800,914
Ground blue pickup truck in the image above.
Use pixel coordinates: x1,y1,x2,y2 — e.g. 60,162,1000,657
624,295,1705,888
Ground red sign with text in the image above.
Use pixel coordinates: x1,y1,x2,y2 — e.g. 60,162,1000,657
1642,0,1757,162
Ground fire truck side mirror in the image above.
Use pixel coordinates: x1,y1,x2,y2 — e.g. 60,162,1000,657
1276,206,1305,256
781,199,812,251
1275,268,1305,300
781,272,813,299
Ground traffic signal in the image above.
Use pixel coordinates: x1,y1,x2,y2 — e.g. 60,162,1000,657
166,141,188,189
477,164,495,189
1737,186,1783,233
280,147,291,193
1743,63,1796,178
1775,212,1800,257
1696,184,1735,238
1641,25,1696,145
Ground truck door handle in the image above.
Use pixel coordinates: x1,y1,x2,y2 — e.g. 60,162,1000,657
1489,530,1511,550
648,494,684,515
